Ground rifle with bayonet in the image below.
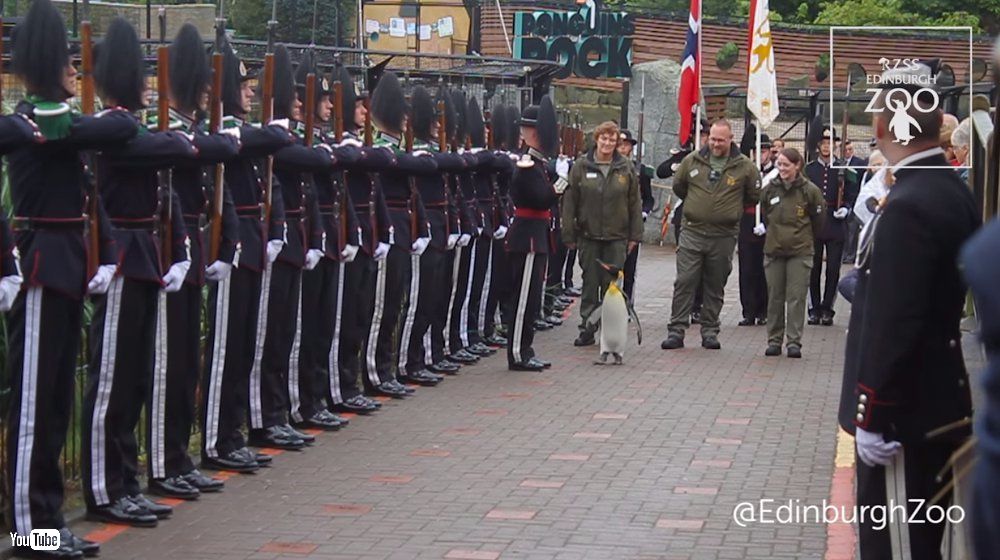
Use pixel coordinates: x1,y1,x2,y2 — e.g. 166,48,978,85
637,74,645,165
157,8,173,271
208,3,226,263
261,0,277,230
332,56,347,257
81,0,100,280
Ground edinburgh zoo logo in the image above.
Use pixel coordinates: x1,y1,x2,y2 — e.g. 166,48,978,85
864,58,940,146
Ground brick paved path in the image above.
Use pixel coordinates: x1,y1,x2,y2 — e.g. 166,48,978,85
74,246,855,560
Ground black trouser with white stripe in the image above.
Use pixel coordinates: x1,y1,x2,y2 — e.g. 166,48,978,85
405,247,446,373
83,277,159,508
201,267,262,459
365,245,410,389
564,248,577,288
339,253,376,401
155,281,201,480
448,242,475,353
855,442,957,559
252,261,300,429
485,238,510,339
466,235,493,345
296,257,341,416
432,249,459,363
507,251,548,366
623,243,641,301
6,287,83,532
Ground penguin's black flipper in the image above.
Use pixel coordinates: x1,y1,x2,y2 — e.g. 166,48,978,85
586,304,603,329
625,296,642,345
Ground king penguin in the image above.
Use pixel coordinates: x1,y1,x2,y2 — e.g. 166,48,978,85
587,261,642,365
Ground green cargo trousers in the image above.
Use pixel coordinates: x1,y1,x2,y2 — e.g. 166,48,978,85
764,255,813,348
577,238,628,334
667,228,738,340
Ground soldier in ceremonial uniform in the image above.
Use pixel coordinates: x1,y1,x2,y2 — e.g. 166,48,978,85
293,56,366,426
150,23,239,500
481,105,516,349
332,66,394,415
617,129,654,301
737,134,772,326
839,60,979,559
506,95,559,371
462,97,502,358
81,18,198,527
805,126,858,326
401,85,467,384
365,72,437,398
248,46,333,451
200,41,294,474
6,1,138,556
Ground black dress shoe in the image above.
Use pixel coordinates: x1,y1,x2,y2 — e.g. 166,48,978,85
533,319,552,331
787,346,803,358
574,332,596,347
281,423,318,442
293,413,339,432
180,469,224,492
448,350,479,364
249,426,305,450
429,360,460,374
13,530,83,559
468,342,496,356
764,344,782,356
253,453,272,466
202,450,259,473
757,317,767,326
403,370,442,386
128,493,173,519
320,409,349,426
61,527,99,558
360,395,382,408
807,314,819,325
149,476,200,500
333,395,377,414
86,496,158,527
820,314,834,326
557,295,575,305
738,317,755,326
485,334,508,348
373,382,407,399
508,360,544,372
545,314,564,326
528,358,550,369
388,379,416,394
661,335,684,350
564,287,582,297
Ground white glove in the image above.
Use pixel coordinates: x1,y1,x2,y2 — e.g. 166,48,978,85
0,275,23,312
341,244,359,263
457,233,472,247
373,242,390,261
337,138,363,148
86,264,117,295
642,211,649,222
412,150,431,157
833,207,850,220
220,126,241,140
556,156,570,179
205,260,233,282
753,223,767,236
161,260,191,293
411,237,430,255
268,118,291,130
493,225,508,240
475,226,484,237
447,233,460,250
266,239,284,264
304,249,323,270
855,428,903,467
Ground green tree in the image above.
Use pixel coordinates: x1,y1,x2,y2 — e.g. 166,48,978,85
230,0,356,46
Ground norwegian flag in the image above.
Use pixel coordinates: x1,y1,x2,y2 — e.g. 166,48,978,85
677,0,701,147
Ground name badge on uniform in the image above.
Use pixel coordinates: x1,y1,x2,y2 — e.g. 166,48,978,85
770,196,780,205
690,169,700,177
586,172,598,179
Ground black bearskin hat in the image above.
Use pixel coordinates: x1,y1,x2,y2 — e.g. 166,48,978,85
332,64,361,130
294,51,332,112
739,121,757,157
490,105,507,150
13,0,71,100
94,18,145,112
506,103,521,151
805,112,826,158
437,87,457,145
532,95,559,157
218,40,254,116
466,97,486,148
371,71,406,133
410,85,435,142
451,90,467,146
169,23,211,114
271,45,296,120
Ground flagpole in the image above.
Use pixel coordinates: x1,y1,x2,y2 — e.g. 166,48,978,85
755,120,762,226
696,0,703,151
